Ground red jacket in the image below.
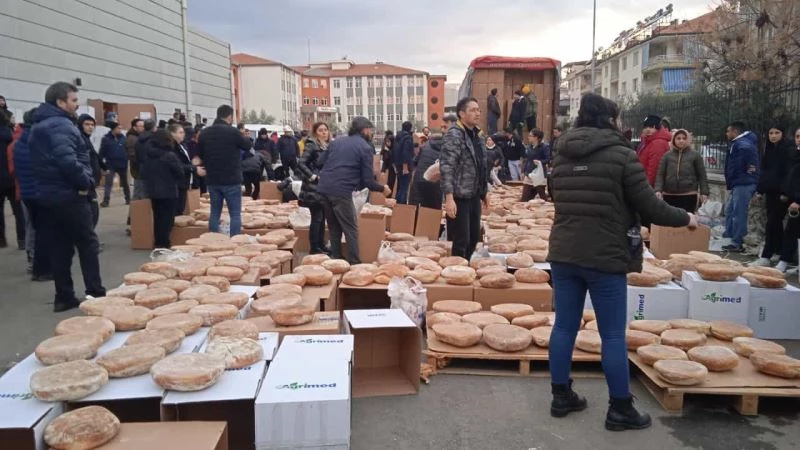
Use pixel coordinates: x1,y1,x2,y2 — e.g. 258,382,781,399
8,124,23,200
638,128,672,186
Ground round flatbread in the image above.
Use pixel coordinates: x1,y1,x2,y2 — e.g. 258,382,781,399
626,330,660,351
30,360,108,401
431,322,482,347
250,294,303,317
661,329,707,350
140,262,178,279
667,318,711,335
479,272,516,289
654,359,708,385
490,304,535,320
628,320,671,335
732,337,786,357
636,344,688,366
179,284,221,302
256,283,303,298
749,352,800,379
97,344,166,378
150,353,225,391
530,326,553,348
189,304,239,326
576,329,602,353
79,296,135,316
125,328,185,354
432,300,482,315
199,292,250,309
687,345,739,372
209,320,259,341
511,314,549,329
102,306,154,331
514,268,550,284
149,279,193,294
134,287,179,309
192,275,231,292
105,285,148,299
35,334,104,365
270,306,315,326
321,259,351,274
271,273,307,287
146,313,204,336
205,337,263,368
151,299,200,317
54,316,115,342
482,324,532,352
709,321,753,341
426,312,462,327
293,265,334,286
341,270,375,286
123,272,167,286
462,312,510,329
44,405,120,450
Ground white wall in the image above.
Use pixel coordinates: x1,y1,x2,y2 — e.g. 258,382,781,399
239,65,281,123
0,0,231,122
616,47,644,104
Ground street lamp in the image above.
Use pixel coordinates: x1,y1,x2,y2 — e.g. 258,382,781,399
591,0,597,92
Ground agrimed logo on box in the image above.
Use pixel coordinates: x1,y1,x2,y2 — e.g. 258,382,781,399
276,382,338,390
633,294,645,320
296,338,347,344
702,292,743,304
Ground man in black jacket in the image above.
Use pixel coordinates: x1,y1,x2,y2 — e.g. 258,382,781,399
409,133,443,210
487,88,501,135
134,119,156,198
197,105,252,236
277,127,299,179
393,121,415,204
254,127,276,180
509,90,526,137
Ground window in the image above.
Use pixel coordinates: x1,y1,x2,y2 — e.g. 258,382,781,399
633,51,640,66
282,100,286,111
334,96,341,106
386,78,393,88
622,57,627,71
375,78,382,88
377,114,383,122
621,81,627,93
431,80,439,88
368,97,374,105
368,78,375,88
355,78,362,88
303,78,310,88
321,97,328,106
355,97,362,105
303,97,310,105
369,114,376,122
376,97,383,104
312,79,319,88
346,78,353,88
633,78,638,92
312,97,319,105
321,79,327,88
333,79,341,89
281,80,286,91
395,114,401,121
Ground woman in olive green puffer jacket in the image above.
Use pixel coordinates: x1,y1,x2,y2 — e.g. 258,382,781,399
654,129,710,212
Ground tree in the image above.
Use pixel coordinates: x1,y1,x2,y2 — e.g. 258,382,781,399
258,109,268,124
246,110,259,124
240,108,248,122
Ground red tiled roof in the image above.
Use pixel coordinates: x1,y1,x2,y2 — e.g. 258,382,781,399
656,11,717,35
231,53,280,66
327,63,427,77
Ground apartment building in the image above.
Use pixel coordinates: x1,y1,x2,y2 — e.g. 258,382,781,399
295,67,336,131
563,61,598,118
231,53,301,128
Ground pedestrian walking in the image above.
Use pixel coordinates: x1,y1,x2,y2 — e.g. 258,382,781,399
197,105,251,236
297,122,331,254
317,117,391,264
0,110,24,249
521,128,551,201
441,97,489,260
722,121,760,252
654,129,710,213
393,122,415,204
144,129,185,248
547,93,694,431
487,88,501,135
28,82,105,312
99,122,130,207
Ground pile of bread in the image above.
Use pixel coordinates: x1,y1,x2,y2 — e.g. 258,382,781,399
174,196,297,230
43,405,122,450
626,319,799,385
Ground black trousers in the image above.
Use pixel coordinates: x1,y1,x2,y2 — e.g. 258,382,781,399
308,203,326,251
151,198,176,249
90,198,99,228
412,181,443,210
175,188,188,216
322,194,360,264
42,197,105,303
23,199,51,277
0,186,25,245
243,172,260,200
779,215,800,263
521,184,547,202
102,167,130,204
525,113,537,133
446,196,482,260
762,193,788,259
384,166,396,198
663,194,698,213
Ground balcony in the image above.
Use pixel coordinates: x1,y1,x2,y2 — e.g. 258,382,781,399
643,55,698,72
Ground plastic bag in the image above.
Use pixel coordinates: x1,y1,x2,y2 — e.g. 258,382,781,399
353,188,370,213
697,200,723,218
150,248,193,262
388,276,427,327
527,161,547,187
423,160,441,182
469,243,490,265
289,207,311,228
377,241,405,265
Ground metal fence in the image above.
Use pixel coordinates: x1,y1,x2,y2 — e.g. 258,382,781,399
630,137,729,173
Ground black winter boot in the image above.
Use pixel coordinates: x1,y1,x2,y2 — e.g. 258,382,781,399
550,379,587,417
605,396,652,431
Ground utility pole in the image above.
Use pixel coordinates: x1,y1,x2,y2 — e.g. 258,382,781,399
591,0,597,93
307,38,311,65
181,0,192,119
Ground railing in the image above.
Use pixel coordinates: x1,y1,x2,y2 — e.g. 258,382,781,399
630,137,727,172
643,55,693,71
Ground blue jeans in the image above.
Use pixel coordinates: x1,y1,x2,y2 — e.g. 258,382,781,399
550,262,630,399
724,184,756,246
395,172,411,204
208,185,242,236
508,160,521,181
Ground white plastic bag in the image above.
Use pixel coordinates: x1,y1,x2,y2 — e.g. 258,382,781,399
377,241,405,265
528,161,547,187
698,200,723,218
388,277,427,327
150,248,193,262
289,207,311,228
423,160,441,182
353,188,370,213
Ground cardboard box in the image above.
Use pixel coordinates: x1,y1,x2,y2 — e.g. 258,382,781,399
0,361,63,450
390,204,417,234
184,188,201,215
294,228,310,253
161,361,268,450
415,207,442,240
255,358,351,450
259,182,281,201
274,334,354,364
101,422,228,450
649,224,711,259
587,282,688,320
245,311,341,344
301,277,339,312
683,271,750,324
343,309,421,398
170,225,207,246
747,285,800,339
337,283,391,310
369,190,388,206
423,279,473,307
357,212,386,264
473,282,553,311
130,199,154,250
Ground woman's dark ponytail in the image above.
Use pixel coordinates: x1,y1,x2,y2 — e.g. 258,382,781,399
574,93,620,131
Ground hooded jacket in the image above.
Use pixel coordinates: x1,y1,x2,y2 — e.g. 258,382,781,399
547,127,689,274
393,130,415,169
28,103,93,204
638,127,672,186
77,114,105,191
11,125,37,200
757,137,792,194
782,145,800,203
99,130,127,170
654,131,709,196
724,131,760,190
143,132,183,199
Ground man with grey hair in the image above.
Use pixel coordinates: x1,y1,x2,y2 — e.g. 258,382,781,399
318,117,391,264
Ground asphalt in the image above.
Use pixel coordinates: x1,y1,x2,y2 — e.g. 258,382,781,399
1,194,798,450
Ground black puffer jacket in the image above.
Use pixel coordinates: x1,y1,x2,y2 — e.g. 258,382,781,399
758,138,793,195
296,139,328,206
409,136,442,205
548,127,689,274
781,145,800,203
0,123,13,189
143,132,183,200
440,122,488,200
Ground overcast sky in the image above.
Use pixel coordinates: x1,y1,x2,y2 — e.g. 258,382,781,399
189,0,713,83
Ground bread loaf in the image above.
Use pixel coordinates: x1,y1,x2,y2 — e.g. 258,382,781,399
30,360,108,401
431,322,482,347
636,344,688,366
125,328,185,354
293,265,335,286
530,326,553,348
301,254,331,266
206,266,245,282
432,300,482,315
742,272,787,289
490,303,534,320
146,313,204,335
192,275,231,291
407,268,440,283
667,319,711,335
743,266,785,279
524,250,548,263
321,259,351,274
257,283,303,298
140,262,179,279
660,329,707,350
373,264,410,284
709,321,753,341
102,305,154,331
134,287,178,309
514,268,550,284
179,284,221,302
205,337,263,368
696,263,743,282
387,232,415,242
482,324,533,352
511,314,549,329
506,252,534,268
250,294,303,317
105,285,148,299
44,406,120,450
488,242,516,254
342,269,375,286
654,359,708,385
124,272,168,285
189,304,239,326
271,273,307,287
470,257,503,270
627,272,660,287
210,319,259,341
426,312,462,327
441,266,477,285
687,345,739,371
516,239,548,251
479,272,516,288
152,299,200,317
150,353,225,391
55,316,115,342
439,256,468,268
628,320,671,335
200,292,250,309
732,337,786,357
462,312,510,329
217,256,251,271
150,279,193,294
749,352,800,379
626,330,661,350
576,330,602,353
97,344,166,378
35,334,104,365
269,306,315,326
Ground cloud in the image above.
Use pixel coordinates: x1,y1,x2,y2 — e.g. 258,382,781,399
189,0,714,82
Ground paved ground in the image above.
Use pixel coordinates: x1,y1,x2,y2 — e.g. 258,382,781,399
1,194,799,450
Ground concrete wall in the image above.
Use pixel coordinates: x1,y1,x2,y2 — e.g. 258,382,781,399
0,0,231,123
239,65,282,122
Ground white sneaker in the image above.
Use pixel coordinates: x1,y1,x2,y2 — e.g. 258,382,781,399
770,255,781,264
775,261,789,273
750,258,771,267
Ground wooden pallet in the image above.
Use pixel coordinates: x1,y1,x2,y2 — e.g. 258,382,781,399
423,349,603,378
